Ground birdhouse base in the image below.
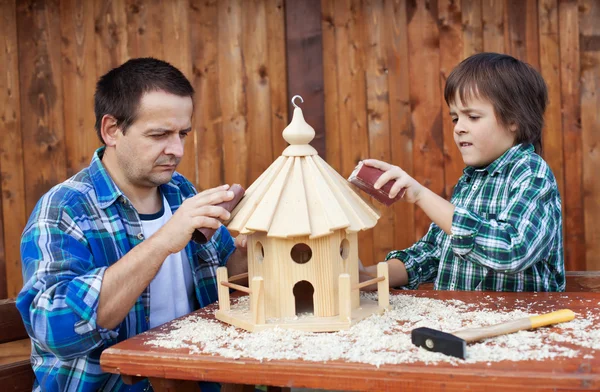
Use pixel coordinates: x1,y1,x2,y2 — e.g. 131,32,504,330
215,297,384,332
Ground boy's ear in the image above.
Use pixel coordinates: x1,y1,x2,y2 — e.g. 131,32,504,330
100,115,120,147
509,122,518,133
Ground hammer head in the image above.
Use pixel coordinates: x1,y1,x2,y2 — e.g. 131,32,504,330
411,327,467,359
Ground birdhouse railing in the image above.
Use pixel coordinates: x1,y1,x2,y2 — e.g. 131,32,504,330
339,261,390,322
216,267,265,324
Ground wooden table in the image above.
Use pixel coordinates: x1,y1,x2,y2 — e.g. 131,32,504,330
100,291,600,392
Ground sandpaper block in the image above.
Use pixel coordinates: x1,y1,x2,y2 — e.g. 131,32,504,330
348,161,405,206
192,184,245,244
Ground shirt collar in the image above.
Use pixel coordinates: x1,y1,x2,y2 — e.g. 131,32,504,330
89,146,125,209
462,143,534,179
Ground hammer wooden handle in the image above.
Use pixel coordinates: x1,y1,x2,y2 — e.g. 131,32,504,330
453,309,575,343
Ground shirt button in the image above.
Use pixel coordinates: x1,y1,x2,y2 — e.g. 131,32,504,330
137,233,145,240
120,196,128,205
145,316,149,323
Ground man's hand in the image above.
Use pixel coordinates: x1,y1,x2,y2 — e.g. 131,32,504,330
155,185,234,255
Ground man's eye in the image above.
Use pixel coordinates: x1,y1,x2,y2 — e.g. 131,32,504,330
180,132,189,138
451,118,458,124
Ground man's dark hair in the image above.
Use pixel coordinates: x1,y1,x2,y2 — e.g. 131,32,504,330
444,52,548,154
94,57,194,144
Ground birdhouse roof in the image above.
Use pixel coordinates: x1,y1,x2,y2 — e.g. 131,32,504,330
226,101,380,239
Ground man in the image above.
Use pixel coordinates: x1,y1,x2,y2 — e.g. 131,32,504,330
17,58,247,391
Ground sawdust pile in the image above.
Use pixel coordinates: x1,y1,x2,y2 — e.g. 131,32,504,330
145,293,599,365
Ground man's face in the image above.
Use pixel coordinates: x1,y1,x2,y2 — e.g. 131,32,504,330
449,93,516,168
113,90,193,189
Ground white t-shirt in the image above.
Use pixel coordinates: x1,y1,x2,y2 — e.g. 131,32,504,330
140,196,194,328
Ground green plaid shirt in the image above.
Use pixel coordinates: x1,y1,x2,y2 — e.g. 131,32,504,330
387,144,565,291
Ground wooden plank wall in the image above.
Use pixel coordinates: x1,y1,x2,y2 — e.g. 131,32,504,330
320,0,600,271
0,0,598,298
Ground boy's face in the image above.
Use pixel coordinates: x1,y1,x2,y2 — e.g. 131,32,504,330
449,93,516,168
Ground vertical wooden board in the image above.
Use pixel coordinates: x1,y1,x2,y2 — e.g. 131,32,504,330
505,0,541,69
125,0,164,59
163,0,196,185
385,0,415,251
579,0,600,270
284,0,325,158
538,0,565,208
482,0,505,53
190,0,223,191
462,0,483,57
363,0,394,264
60,0,100,177
244,0,273,184
218,0,248,187
438,0,465,200
94,0,129,76
17,0,67,214
0,181,5,298
321,0,342,172
284,0,326,158
0,0,27,297
266,0,288,157
333,0,373,264
408,0,445,240
559,0,584,270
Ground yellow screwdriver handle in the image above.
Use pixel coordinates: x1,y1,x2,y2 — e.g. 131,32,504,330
530,309,575,328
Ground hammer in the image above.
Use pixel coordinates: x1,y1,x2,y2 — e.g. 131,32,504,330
411,309,575,359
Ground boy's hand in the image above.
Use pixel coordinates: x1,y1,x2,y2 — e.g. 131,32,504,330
234,235,248,253
362,159,424,204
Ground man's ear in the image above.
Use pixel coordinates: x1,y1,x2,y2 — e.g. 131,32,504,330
100,115,120,147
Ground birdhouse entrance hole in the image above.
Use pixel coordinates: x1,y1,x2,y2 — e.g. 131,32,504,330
293,280,314,315
291,243,312,264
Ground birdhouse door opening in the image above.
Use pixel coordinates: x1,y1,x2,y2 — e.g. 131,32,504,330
293,280,315,316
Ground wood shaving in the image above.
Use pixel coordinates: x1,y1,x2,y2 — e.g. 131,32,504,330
145,293,599,366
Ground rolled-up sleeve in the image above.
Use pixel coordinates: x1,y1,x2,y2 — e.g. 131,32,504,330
17,211,118,361
385,223,443,290
450,175,559,273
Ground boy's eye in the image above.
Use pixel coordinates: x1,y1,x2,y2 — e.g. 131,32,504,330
469,116,480,121
451,118,458,124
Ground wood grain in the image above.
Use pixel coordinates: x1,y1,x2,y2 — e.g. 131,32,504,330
17,0,67,215
408,0,445,239
0,0,25,299
385,0,415,250
579,0,600,271
538,0,565,210
364,0,395,264
482,0,505,53
163,0,196,183
559,0,585,271
218,0,248,187
438,0,465,201
61,0,99,176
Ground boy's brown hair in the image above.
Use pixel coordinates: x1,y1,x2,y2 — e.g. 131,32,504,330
444,52,548,154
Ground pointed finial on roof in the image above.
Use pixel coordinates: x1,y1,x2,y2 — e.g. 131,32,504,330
282,95,318,156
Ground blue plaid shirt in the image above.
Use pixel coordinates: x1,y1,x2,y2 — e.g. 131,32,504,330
17,148,235,392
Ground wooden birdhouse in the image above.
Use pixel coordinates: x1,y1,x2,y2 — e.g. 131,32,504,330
215,96,390,332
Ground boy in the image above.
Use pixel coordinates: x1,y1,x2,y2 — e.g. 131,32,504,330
362,52,564,292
